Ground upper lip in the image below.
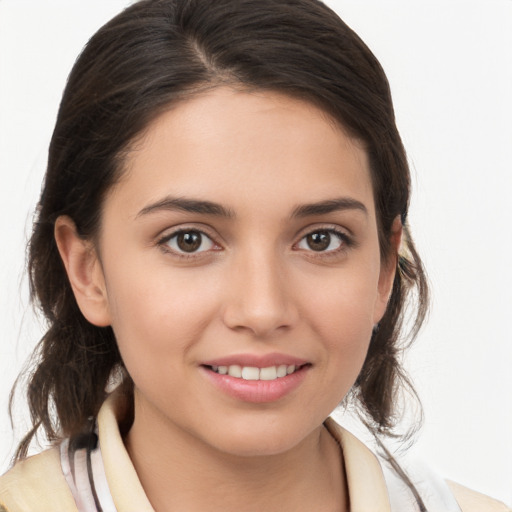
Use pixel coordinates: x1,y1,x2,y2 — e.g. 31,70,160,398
201,352,309,368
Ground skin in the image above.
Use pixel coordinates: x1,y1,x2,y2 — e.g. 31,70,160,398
56,87,400,511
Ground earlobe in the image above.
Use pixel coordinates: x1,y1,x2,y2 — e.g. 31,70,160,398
374,216,403,324
54,216,111,327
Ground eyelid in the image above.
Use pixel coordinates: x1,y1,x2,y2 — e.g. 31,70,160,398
292,224,354,253
154,223,354,259
156,225,223,257
294,223,352,241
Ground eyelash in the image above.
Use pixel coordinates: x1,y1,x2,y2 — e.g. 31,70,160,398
156,226,353,259
157,228,221,259
294,227,353,256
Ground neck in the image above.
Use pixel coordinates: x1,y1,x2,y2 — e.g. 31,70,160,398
124,398,348,512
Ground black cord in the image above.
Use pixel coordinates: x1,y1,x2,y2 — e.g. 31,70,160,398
86,418,104,512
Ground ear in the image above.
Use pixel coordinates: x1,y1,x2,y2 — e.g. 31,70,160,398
373,216,402,324
54,216,111,327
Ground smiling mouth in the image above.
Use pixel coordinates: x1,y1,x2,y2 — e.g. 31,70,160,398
205,364,308,381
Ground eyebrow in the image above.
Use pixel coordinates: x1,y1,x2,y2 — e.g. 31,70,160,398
137,196,235,218
136,195,367,219
291,197,368,218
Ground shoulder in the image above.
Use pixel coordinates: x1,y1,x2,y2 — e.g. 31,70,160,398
380,445,511,512
0,447,77,512
448,480,511,512
385,454,511,512
325,416,511,512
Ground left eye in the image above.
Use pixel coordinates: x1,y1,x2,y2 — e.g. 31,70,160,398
296,230,345,252
164,230,216,253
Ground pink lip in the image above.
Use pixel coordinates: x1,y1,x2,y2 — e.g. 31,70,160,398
201,352,308,368
200,354,310,403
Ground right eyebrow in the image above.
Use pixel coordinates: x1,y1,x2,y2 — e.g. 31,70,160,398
136,196,235,219
137,196,235,218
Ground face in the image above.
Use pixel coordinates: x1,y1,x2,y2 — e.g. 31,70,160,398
74,88,396,457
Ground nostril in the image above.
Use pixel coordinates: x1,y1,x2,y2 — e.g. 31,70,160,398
222,301,297,337
220,263,299,336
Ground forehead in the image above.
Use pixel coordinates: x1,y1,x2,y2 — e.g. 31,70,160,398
109,87,375,219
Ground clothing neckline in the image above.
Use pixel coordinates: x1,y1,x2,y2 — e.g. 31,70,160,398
96,390,391,512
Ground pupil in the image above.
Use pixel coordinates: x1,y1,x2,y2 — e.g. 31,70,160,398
177,231,201,252
307,231,330,251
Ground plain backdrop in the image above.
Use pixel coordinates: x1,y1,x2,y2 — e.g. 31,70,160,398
1,0,511,505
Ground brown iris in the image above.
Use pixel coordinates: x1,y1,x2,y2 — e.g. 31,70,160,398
306,231,332,251
176,231,202,252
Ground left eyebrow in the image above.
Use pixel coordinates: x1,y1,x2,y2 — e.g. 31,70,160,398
291,197,368,218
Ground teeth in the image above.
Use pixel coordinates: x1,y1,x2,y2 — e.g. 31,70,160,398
260,366,277,380
276,364,287,378
211,364,301,380
228,365,242,378
241,367,259,380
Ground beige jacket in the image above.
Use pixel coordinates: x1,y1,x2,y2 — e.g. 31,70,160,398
1,393,509,511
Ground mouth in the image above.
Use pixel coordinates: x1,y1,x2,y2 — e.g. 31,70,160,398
200,359,311,403
204,363,308,381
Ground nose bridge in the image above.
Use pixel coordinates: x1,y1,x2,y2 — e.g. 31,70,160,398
223,242,296,336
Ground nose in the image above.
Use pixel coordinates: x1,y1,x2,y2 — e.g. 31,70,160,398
222,249,298,338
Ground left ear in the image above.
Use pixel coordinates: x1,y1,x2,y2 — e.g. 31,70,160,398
373,216,402,324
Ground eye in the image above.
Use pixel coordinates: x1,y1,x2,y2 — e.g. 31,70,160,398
296,229,346,252
162,230,217,254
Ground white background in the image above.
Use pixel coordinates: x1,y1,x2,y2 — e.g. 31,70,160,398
1,0,511,505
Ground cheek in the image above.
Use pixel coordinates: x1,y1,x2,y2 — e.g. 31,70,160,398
104,263,222,366
316,298,374,373
303,266,380,336
300,263,380,374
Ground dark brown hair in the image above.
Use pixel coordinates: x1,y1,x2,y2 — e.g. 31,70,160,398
12,0,428,461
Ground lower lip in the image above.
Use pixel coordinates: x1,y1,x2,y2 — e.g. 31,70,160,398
201,365,309,403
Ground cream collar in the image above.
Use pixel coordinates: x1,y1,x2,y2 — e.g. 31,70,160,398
98,392,391,512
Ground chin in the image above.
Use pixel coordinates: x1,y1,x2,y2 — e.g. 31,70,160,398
199,417,317,458
216,436,301,458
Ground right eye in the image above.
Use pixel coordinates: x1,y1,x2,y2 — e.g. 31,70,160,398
161,230,217,254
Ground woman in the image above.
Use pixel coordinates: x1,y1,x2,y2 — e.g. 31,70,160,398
0,0,509,510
